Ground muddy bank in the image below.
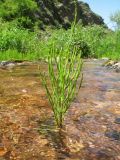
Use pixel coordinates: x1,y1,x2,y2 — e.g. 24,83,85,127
0,59,120,160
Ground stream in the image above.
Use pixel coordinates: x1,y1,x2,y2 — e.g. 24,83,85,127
0,59,120,160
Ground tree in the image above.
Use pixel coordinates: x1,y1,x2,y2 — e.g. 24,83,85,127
0,0,38,30
110,10,120,30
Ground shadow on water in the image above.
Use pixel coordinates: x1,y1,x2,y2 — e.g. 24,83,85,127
38,117,71,159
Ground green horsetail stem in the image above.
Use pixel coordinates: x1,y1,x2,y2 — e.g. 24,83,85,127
40,45,83,128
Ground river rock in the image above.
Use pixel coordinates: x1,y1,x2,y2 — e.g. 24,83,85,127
103,60,120,73
103,60,117,67
114,118,120,124
105,130,120,141
0,61,16,66
112,62,120,72
0,60,33,70
0,61,16,70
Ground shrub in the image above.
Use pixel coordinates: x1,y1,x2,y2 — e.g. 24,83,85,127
70,39,91,58
0,21,38,53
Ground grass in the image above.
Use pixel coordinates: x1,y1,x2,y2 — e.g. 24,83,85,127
0,49,42,61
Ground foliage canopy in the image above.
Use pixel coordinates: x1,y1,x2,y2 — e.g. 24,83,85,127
110,10,120,29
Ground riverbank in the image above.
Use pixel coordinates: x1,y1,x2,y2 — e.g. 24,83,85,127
0,59,120,73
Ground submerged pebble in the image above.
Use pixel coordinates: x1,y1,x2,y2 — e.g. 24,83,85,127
114,118,120,124
105,130,120,141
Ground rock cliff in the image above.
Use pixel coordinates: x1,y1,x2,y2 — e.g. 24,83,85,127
36,0,105,29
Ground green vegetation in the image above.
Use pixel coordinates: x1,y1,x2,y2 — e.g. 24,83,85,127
0,0,120,61
40,45,83,128
0,0,40,30
1,22,120,61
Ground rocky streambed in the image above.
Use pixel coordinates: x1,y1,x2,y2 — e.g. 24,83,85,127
0,59,120,160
